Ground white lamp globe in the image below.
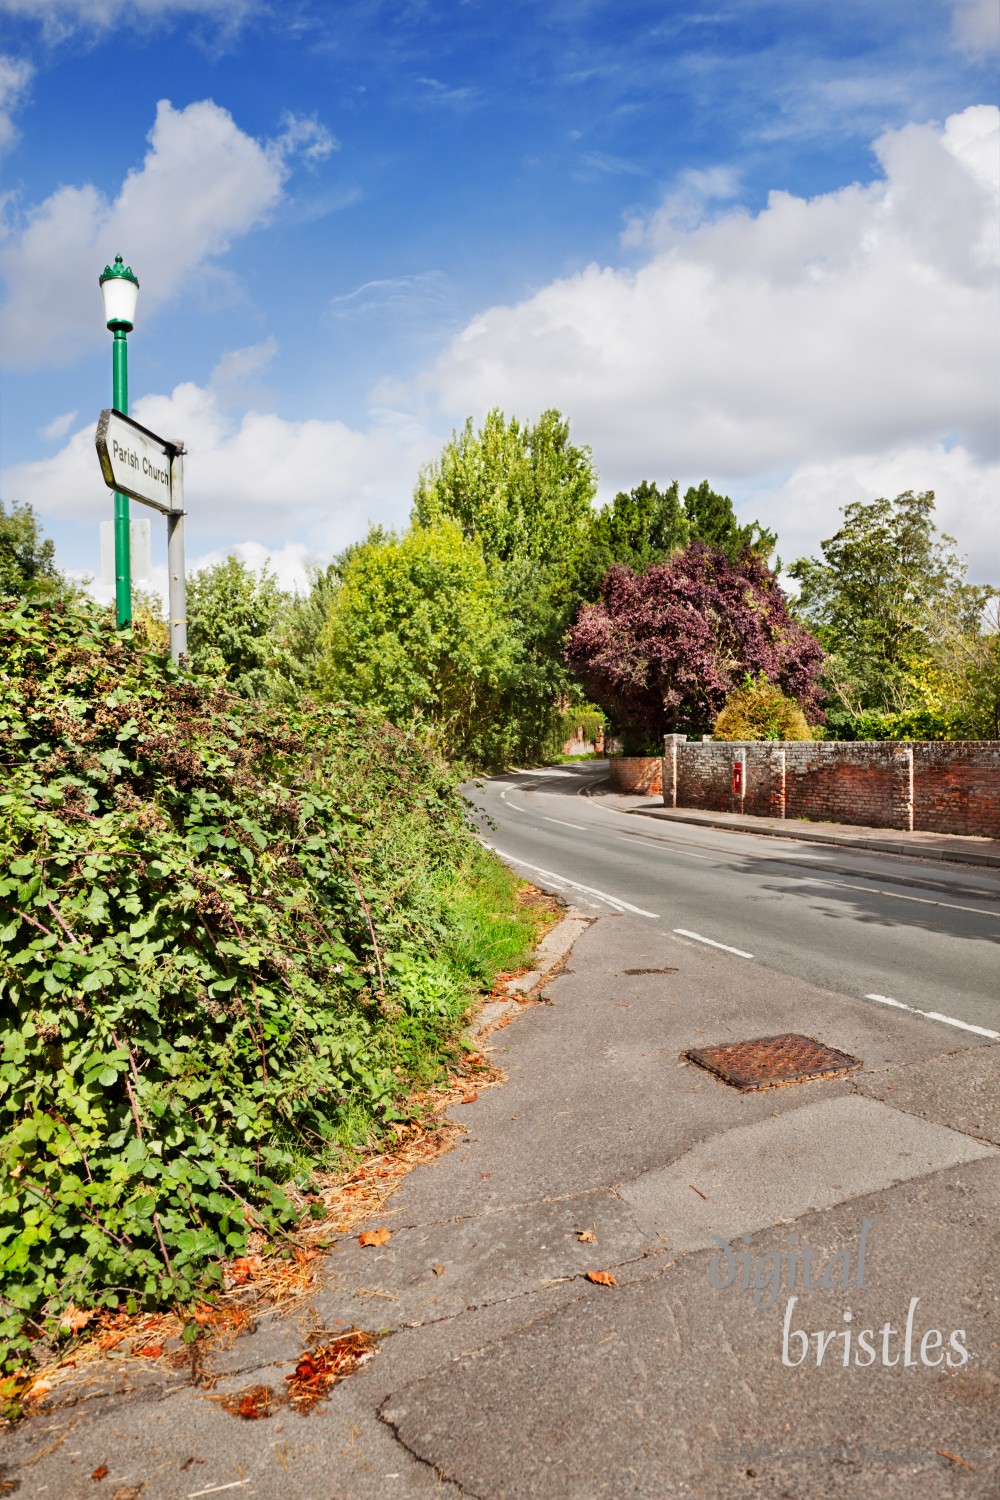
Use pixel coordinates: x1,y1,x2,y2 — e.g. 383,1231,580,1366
99,255,139,331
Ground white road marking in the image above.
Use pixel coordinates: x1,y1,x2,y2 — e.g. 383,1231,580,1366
810,878,999,919
673,928,754,959
615,835,714,860
864,993,999,1039
490,848,660,918
498,791,525,811
544,816,588,831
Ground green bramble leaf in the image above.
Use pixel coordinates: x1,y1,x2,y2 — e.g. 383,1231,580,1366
0,592,541,1375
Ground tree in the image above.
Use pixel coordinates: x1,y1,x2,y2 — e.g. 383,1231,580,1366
413,408,597,573
566,544,824,748
0,500,63,599
683,481,777,561
924,596,1000,741
788,491,992,734
412,409,599,759
186,555,292,698
316,521,519,765
568,480,689,605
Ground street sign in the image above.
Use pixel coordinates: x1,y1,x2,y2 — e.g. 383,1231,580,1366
95,406,189,665
95,408,180,514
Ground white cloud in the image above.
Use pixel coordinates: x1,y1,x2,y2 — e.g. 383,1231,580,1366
40,407,76,440
426,105,1000,570
0,0,255,44
82,540,316,610
950,0,1000,56
2,379,438,557
274,111,339,165
755,442,1000,584
0,98,286,368
0,53,32,148
187,538,317,592
209,336,278,404
415,77,475,107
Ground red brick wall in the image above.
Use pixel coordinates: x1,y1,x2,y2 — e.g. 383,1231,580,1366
609,756,663,795
661,738,1000,839
912,742,1000,838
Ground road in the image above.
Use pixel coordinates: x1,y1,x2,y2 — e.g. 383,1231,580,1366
466,761,1000,1040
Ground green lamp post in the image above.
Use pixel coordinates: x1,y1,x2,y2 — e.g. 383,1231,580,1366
99,255,140,627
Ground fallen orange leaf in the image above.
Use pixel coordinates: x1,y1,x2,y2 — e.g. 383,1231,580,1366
91,1465,109,1480
585,1270,617,1287
136,1344,163,1358
577,1230,596,1243
229,1256,262,1286
60,1303,96,1334
460,1092,478,1104
358,1227,391,1248
432,1264,446,1276
936,1451,974,1471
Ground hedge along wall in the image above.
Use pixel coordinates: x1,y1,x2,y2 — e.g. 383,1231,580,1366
661,736,1000,839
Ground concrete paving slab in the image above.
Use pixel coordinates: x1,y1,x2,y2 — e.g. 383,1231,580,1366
382,1158,1000,1499
207,1187,655,1367
617,1093,996,1248
854,1042,1000,1148
623,798,1000,869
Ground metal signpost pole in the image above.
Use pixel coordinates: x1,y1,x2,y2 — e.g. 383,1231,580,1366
112,324,130,626
99,256,140,629
167,447,188,665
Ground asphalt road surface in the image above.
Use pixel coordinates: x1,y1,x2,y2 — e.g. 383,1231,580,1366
466,762,1000,1041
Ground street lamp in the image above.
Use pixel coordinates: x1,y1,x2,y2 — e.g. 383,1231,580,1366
99,254,139,627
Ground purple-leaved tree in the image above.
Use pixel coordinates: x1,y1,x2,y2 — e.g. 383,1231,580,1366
565,544,825,747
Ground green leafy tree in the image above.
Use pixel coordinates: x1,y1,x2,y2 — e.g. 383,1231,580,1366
412,409,599,760
317,521,519,765
0,500,64,599
788,491,991,735
268,561,343,702
922,597,1000,740
413,408,597,572
569,480,688,605
186,555,293,698
682,480,777,560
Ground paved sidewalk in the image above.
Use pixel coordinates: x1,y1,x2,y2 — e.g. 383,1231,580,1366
5,906,999,1498
586,780,1000,868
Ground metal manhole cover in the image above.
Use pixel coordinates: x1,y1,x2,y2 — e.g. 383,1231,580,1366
684,1033,862,1091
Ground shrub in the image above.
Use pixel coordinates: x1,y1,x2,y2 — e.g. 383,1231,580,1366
712,675,815,741
0,598,539,1368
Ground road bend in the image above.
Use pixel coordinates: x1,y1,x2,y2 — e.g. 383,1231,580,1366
464,761,1000,1040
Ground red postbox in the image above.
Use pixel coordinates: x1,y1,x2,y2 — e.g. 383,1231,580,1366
733,760,744,796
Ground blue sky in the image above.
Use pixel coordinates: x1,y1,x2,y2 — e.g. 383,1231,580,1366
1,0,998,593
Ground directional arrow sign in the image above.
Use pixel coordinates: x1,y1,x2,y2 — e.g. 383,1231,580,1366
95,408,180,514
